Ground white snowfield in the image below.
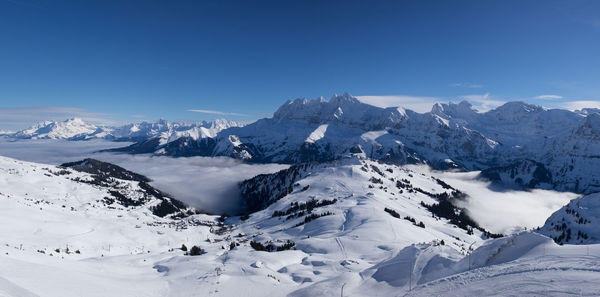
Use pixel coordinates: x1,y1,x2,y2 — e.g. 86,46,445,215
0,155,598,297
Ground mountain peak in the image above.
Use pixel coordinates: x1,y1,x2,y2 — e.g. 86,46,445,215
13,117,100,140
431,100,478,120
66,117,86,124
329,92,361,105
494,101,546,113
273,93,364,122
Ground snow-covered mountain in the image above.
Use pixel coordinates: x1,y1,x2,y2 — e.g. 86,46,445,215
115,94,499,167
12,118,111,140
1,154,598,296
110,93,600,194
0,156,195,218
108,118,246,142
431,100,583,147
6,118,246,143
537,193,600,245
478,159,553,189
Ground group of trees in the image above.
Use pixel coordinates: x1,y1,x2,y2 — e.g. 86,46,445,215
272,198,337,218
250,240,296,252
181,244,204,256
294,211,333,227
384,208,425,228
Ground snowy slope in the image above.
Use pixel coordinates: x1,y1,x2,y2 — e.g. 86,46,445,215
0,156,217,296
533,113,600,193
404,232,600,297
538,193,600,245
0,155,598,296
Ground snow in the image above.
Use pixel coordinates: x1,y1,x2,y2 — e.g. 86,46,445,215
305,124,328,143
7,118,246,144
13,118,102,140
538,193,600,244
406,232,600,296
3,93,600,296
0,155,598,296
0,139,287,214
5,93,600,195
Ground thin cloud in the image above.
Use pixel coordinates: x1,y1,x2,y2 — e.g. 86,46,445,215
187,109,247,116
459,93,505,111
356,95,441,113
582,18,600,31
451,82,483,89
535,94,563,100
561,100,600,111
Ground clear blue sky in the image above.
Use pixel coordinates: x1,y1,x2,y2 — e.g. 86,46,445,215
1,0,599,129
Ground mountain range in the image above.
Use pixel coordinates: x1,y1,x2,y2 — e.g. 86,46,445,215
4,117,246,142
5,93,600,194
97,93,599,194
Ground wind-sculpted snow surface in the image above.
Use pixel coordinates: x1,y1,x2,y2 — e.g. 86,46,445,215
404,232,600,297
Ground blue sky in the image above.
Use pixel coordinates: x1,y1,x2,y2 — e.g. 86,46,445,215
1,0,599,130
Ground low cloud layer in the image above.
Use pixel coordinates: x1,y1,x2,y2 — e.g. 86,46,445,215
560,100,600,111
0,138,581,224
408,165,579,234
0,138,287,214
90,154,287,214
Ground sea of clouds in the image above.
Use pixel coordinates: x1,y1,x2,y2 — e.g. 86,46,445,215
407,165,579,234
0,138,578,229
0,138,287,214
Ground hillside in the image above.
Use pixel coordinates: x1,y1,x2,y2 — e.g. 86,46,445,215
0,155,598,296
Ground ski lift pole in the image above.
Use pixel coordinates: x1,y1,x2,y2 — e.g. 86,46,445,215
468,241,475,270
